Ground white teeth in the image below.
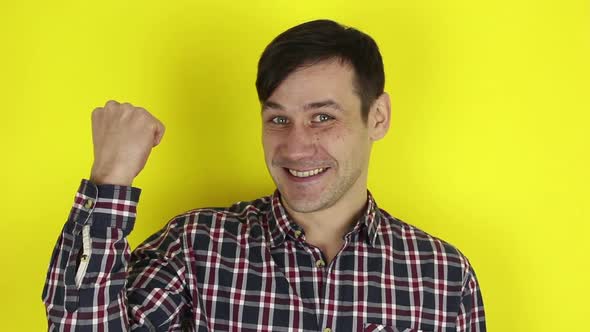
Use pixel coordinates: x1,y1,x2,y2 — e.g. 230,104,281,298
288,168,325,178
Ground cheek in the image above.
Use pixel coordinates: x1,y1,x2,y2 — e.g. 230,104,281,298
315,135,347,164
261,129,273,147
262,127,290,147
317,126,351,149
321,129,368,162
261,139,272,160
261,133,280,160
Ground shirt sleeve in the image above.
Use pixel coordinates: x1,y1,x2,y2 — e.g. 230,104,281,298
42,179,140,330
455,259,487,332
126,205,193,330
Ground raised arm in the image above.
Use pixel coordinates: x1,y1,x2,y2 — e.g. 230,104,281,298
41,100,179,330
42,179,140,330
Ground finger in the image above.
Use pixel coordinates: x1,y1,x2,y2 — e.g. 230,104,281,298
121,102,133,109
157,119,166,137
153,120,166,147
91,107,103,138
91,107,102,122
105,100,119,108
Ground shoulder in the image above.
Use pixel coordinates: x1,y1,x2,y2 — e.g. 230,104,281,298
131,195,273,260
163,194,273,235
378,208,475,280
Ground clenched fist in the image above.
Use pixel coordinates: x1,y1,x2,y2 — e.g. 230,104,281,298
89,100,165,186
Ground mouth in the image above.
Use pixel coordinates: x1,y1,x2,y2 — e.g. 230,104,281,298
283,167,330,181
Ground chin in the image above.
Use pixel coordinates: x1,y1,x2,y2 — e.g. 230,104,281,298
270,165,344,213
282,196,325,213
278,185,336,213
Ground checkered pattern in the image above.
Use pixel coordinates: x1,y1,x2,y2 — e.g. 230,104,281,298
42,179,486,331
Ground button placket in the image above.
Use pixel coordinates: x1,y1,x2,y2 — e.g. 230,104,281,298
315,259,326,268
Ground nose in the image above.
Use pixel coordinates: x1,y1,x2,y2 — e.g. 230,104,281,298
282,124,317,160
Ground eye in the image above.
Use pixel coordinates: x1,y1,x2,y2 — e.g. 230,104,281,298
271,116,289,125
313,113,334,123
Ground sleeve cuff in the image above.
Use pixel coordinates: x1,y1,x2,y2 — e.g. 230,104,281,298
75,178,142,236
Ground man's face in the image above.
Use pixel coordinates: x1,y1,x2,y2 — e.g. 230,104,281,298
261,59,373,213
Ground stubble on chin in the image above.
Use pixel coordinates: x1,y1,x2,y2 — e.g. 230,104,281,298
279,181,340,214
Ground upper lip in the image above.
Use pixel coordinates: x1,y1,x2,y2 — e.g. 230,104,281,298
285,167,327,171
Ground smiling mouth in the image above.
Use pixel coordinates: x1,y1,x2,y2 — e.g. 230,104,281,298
286,167,328,178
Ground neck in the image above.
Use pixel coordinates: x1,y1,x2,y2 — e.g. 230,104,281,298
285,191,367,238
282,180,369,246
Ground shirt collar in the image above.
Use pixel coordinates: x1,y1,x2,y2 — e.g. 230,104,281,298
266,189,382,248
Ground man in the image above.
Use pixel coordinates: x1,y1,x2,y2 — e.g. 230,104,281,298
43,19,486,331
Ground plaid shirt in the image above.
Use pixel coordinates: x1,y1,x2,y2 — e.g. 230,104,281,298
42,179,486,331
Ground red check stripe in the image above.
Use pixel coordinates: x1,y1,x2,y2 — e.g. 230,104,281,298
43,179,486,331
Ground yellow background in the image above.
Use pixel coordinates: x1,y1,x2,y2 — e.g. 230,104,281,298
1,0,588,330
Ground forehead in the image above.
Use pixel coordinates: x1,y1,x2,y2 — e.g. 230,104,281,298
265,59,361,110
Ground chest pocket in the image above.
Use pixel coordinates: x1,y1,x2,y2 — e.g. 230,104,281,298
363,323,430,332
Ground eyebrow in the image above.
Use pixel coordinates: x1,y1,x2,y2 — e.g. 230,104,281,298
262,99,343,112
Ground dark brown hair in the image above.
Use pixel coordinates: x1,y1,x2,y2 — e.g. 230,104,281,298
256,19,385,121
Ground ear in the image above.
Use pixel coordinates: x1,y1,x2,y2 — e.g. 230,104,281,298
367,92,391,141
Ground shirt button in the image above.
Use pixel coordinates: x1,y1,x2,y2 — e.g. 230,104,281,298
323,328,332,332
84,198,94,209
294,230,302,238
316,259,325,268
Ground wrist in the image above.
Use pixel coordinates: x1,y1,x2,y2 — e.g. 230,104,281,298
90,171,133,187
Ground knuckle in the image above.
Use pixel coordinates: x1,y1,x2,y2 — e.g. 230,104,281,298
91,107,102,119
105,100,119,108
139,110,151,120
